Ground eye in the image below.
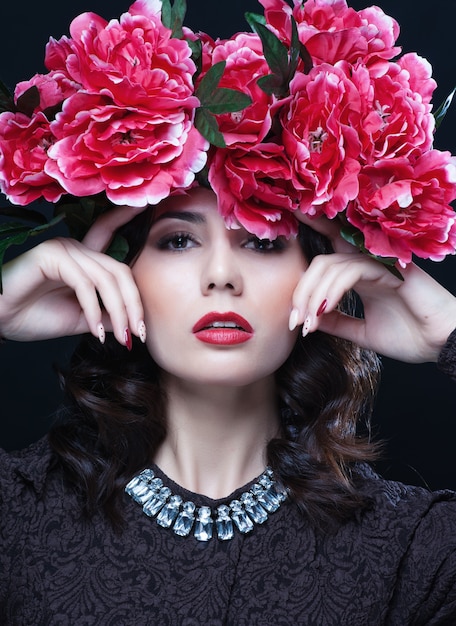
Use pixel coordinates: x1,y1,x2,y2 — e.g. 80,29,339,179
156,232,199,251
244,236,286,252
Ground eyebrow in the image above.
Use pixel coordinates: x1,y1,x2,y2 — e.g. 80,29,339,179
154,210,206,224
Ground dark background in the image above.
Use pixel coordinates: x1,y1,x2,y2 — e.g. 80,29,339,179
0,0,455,489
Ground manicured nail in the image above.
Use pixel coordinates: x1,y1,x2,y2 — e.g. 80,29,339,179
138,320,147,344
124,327,132,351
289,308,299,331
316,299,328,317
302,316,311,338
97,323,105,345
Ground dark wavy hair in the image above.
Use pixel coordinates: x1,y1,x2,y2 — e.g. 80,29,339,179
49,208,381,530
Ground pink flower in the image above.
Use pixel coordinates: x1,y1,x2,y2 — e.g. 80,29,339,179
346,151,456,263
45,92,207,206
259,0,400,67
0,111,64,205
281,64,362,218
210,33,273,145
208,143,300,239
15,71,79,113
361,55,436,162
39,0,208,206
46,1,198,111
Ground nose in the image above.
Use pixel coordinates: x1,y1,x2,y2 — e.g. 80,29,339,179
201,240,243,296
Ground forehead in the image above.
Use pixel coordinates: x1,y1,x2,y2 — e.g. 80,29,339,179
154,187,219,221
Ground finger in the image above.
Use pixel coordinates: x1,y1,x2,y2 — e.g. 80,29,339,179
63,242,146,344
82,204,147,252
290,253,388,335
316,310,367,346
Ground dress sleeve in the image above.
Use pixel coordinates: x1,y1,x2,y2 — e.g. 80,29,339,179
0,438,53,606
386,496,456,623
437,328,456,381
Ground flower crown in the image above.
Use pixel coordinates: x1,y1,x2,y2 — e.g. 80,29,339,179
0,0,455,289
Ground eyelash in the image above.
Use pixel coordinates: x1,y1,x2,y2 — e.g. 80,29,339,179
155,232,286,253
244,236,286,253
156,232,199,250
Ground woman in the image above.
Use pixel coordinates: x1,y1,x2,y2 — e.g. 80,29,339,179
1,0,456,622
1,186,456,623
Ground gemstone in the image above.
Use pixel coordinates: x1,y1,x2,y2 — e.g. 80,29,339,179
241,492,268,524
230,500,254,534
173,501,196,537
125,466,287,542
143,486,171,517
216,505,234,541
194,506,213,542
251,483,281,513
157,494,183,528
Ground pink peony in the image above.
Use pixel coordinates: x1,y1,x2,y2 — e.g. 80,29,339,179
281,64,362,218
210,33,273,146
45,92,207,206
39,0,208,206
15,71,79,113
259,0,400,67
208,142,301,239
45,2,198,111
360,55,436,162
346,151,456,263
0,111,65,205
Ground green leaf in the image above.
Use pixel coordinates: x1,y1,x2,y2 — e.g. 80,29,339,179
170,0,187,38
161,0,172,29
299,43,313,75
434,87,456,130
0,214,65,293
257,74,285,96
0,207,48,225
105,233,129,262
16,85,40,117
245,12,267,31
0,79,15,114
288,17,301,80
161,0,186,38
195,108,226,148
196,61,226,105
205,87,252,114
340,225,403,280
0,222,33,237
253,22,289,79
187,38,203,75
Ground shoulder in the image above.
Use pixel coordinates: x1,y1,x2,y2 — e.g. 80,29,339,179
352,464,456,620
353,463,456,536
0,436,56,498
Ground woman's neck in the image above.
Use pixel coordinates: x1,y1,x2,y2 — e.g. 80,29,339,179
153,375,281,499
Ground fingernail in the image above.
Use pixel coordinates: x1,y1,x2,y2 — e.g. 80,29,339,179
97,323,105,345
302,316,311,338
138,320,147,344
124,327,132,351
316,299,328,317
289,308,299,331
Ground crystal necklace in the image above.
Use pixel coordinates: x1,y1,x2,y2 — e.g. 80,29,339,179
125,466,288,542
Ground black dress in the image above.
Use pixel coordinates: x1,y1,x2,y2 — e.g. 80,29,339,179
1,333,456,625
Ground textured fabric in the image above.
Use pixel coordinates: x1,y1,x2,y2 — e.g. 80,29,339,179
1,440,456,625
1,335,456,625
437,328,456,379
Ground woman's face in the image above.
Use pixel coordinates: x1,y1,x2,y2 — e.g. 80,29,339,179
132,187,307,388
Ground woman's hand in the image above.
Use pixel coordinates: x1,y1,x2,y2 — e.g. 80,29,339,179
0,206,145,346
290,215,456,363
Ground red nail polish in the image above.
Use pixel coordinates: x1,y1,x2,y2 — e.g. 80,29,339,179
124,328,132,351
316,299,328,317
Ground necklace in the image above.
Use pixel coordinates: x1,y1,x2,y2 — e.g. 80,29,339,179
125,466,288,542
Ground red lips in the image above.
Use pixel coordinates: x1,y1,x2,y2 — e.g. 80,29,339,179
192,312,253,345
